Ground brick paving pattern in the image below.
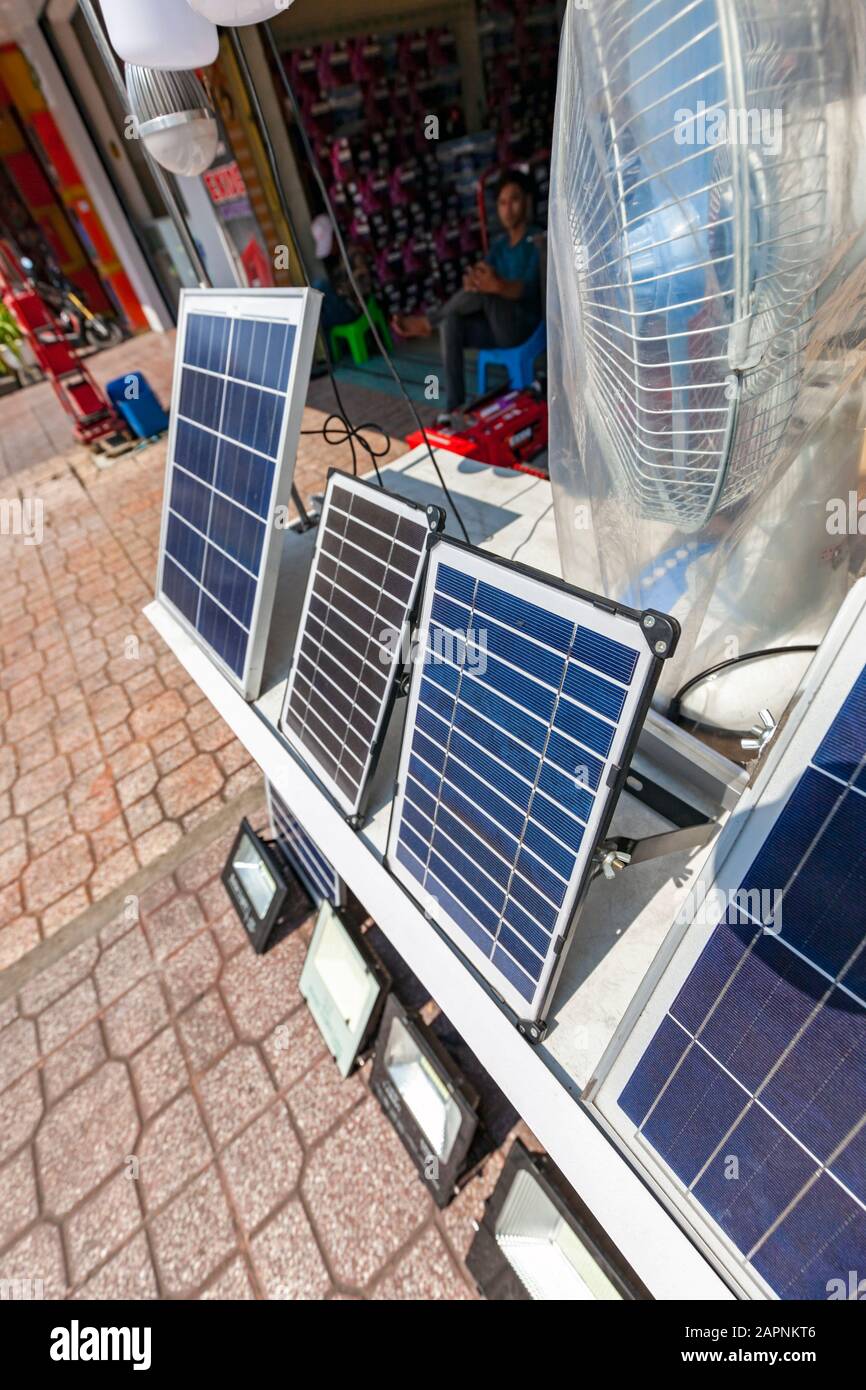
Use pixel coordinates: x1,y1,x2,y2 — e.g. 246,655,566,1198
0,820,521,1299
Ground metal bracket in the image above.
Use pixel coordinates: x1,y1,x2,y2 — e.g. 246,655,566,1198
592,819,717,882
517,1018,548,1045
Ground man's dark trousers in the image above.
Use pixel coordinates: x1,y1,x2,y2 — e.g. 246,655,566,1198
427,290,540,412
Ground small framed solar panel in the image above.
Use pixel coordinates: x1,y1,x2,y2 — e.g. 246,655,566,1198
386,539,678,1026
590,580,866,1301
156,287,322,700
266,778,345,909
279,471,444,820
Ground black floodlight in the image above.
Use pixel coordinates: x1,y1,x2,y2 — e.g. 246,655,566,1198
370,994,479,1208
467,1140,648,1300
299,902,390,1077
221,817,308,955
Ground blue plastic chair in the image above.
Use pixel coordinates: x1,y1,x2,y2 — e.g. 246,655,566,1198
477,319,547,394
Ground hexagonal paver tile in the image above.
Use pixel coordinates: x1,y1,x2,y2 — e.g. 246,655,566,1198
37,978,98,1053
43,1022,105,1104
198,1045,276,1147
286,1054,366,1147
0,1015,38,1092
72,1231,158,1300
250,1200,330,1300
0,1069,43,1165
19,938,98,1015
177,992,234,1075
201,1257,256,1300
372,1225,473,1300
143,894,206,962
0,1222,66,1299
65,1170,143,1286
148,1168,236,1296
0,1146,38,1250
36,1061,139,1215
94,928,153,1006
130,1027,187,1120
263,1009,327,1091
137,1092,212,1211
221,935,307,1040
103,976,168,1057
302,1100,430,1289
220,1103,302,1232
163,931,221,1013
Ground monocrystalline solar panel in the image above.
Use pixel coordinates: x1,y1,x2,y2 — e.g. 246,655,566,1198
156,289,322,699
266,779,344,908
279,472,440,819
592,580,866,1300
387,540,678,1023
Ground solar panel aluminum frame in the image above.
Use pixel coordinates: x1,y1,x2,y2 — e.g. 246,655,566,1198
588,580,866,1300
266,779,345,909
155,287,322,701
279,469,444,821
386,537,678,1027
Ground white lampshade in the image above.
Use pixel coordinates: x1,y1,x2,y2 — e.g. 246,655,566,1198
185,0,296,26
126,66,219,177
101,0,218,70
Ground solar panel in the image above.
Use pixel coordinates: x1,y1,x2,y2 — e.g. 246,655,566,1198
266,779,345,909
156,288,322,699
386,539,678,1024
592,581,866,1300
279,471,442,819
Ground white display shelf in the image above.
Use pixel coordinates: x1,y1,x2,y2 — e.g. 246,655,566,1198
146,443,735,1299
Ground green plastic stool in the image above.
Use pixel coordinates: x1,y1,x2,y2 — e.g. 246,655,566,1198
329,297,393,365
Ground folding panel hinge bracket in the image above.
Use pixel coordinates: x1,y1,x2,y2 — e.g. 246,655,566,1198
592,819,716,882
426,504,446,532
638,610,678,659
517,1018,548,1045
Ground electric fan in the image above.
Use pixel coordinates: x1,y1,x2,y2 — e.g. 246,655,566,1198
548,0,866,726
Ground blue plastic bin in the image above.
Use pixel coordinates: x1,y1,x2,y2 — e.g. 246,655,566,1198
106,372,169,439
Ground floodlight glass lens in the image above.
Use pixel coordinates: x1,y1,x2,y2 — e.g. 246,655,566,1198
233,832,277,918
384,1017,461,1160
495,1170,622,1300
315,912,372,1032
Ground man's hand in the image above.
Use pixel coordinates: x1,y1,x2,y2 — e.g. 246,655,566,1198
472,262,501,294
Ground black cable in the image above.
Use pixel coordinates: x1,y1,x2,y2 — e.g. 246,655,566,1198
668,646,819,724
263,20,472,545
227,29,385,488
300,415,391,483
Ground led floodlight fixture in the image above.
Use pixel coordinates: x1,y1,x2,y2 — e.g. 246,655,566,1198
299,902,389,1077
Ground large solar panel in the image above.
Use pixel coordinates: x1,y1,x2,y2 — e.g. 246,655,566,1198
266,779,344,908
592,581,866,1300
156,288,321,699
387,540,677,1023
279,472,439,819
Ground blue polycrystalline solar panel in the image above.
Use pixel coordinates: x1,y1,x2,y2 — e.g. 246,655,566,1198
387,541,674,1021
266,780,344,908
280,473,436,818
596,585,866,1299
157,290,321,699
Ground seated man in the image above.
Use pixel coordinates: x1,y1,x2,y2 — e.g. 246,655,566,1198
392,169,543,426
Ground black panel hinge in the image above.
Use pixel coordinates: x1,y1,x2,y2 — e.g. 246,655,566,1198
426,504,446,532
638,610,679,659
517,1018,548,1045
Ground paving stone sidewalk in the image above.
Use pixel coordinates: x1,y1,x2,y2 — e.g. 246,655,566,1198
0,815,516,1300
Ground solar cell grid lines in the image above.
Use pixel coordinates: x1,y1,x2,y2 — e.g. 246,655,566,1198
266,779,344,908
388,540,674,1022
157,289,322,699
280,473,439,818
594,584,866,1299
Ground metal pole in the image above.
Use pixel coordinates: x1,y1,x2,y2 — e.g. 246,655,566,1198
77,0,212,289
